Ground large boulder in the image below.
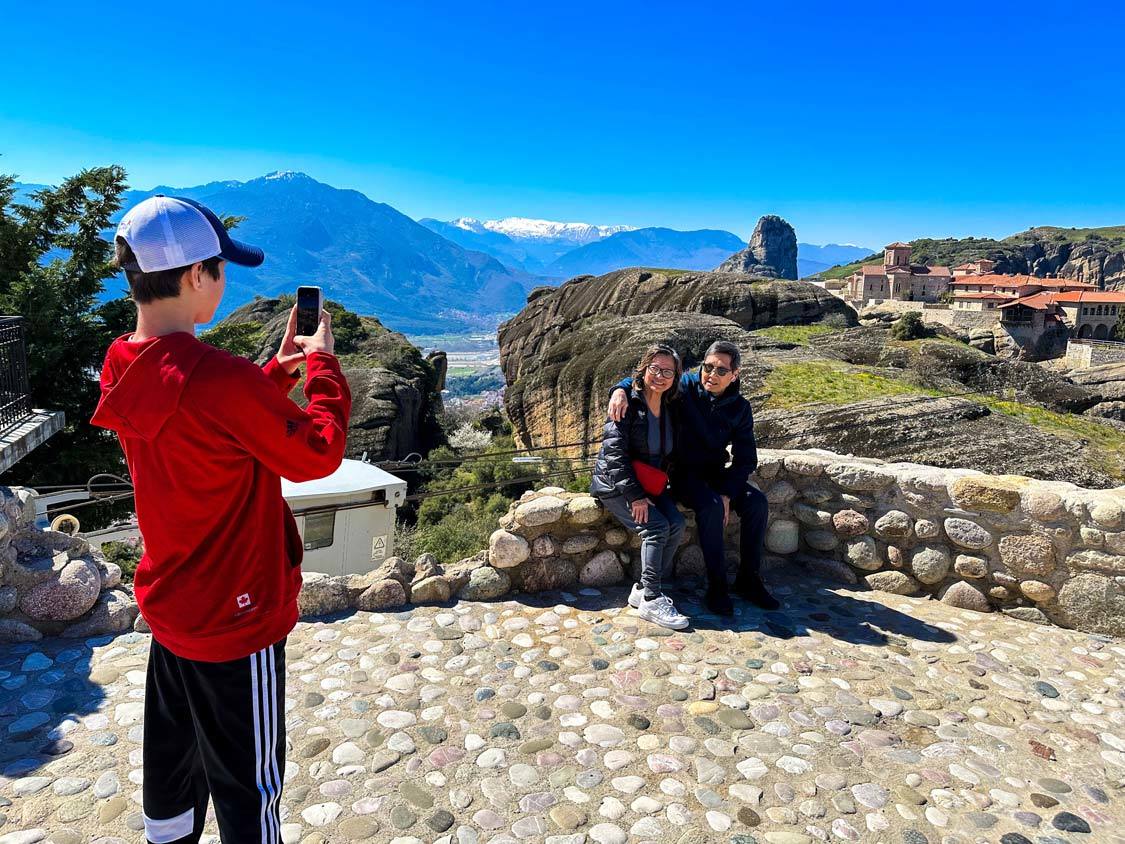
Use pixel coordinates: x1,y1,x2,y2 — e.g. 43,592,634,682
221,297,443,461
716,215,799,280
297,572,350,617
459,566,511,601
1071,362,1125,403
579,550,624,587
19,559,101,621
755,393,1122,489
62,588,138,637
1053,573,1125,636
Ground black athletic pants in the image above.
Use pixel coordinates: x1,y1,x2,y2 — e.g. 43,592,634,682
673,471,768,592
142,636,286,844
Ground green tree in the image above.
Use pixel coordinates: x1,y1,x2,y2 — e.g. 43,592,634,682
891,311,929,341
0,167,129,486
199,321,266,357
1115,308,1125,341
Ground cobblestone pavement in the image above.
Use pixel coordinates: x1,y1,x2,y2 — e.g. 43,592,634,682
2,575,1124,844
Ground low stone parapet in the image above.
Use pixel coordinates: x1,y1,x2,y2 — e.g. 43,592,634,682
425,451,1125,637
9,446,1124,640
0,487,138,643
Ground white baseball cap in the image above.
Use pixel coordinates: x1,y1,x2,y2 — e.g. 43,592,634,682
116,194,264,273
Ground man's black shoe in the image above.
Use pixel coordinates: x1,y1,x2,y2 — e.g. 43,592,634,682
704,589,734,617
733,576,780,610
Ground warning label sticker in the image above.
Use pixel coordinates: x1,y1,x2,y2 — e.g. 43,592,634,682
372,535,387,559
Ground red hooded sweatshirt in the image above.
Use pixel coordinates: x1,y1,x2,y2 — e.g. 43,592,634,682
91,332,352,662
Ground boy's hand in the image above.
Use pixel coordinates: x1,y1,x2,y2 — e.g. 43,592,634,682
295,308,335,357
275,307,305,375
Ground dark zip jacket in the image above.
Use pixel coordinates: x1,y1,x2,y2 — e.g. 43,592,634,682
611,368,757,498
590,381,678,503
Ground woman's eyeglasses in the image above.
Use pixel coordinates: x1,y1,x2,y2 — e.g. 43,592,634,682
701,363,732,377
646,364,676,379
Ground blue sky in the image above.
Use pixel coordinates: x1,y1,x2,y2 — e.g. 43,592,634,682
3,0,1124,248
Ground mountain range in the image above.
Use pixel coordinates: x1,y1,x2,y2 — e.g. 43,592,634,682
18,173,537,332
12,173,872,333
421,216,871,280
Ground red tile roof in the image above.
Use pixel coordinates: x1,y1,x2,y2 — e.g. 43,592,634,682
949,273,1096,290
861,265,886,276
885,242,910,249
1050,290,1125,304
998,293,1056,311
999,290,1125,310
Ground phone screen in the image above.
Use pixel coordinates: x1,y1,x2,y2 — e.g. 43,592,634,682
296,286,322,336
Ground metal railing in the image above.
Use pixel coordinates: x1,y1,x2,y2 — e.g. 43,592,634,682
1070,337,1125,347
0,317,32,432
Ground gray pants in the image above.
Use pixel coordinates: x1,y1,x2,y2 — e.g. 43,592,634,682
599,492,685,596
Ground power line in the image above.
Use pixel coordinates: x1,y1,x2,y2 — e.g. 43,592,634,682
378,438,604,471
44,491,135,517
404,465,596,503
388,452,597,474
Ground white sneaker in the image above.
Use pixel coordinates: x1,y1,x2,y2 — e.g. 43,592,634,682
627,582,645,609
637,593,690,630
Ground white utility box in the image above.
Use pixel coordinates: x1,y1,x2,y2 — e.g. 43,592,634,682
281,459,408,577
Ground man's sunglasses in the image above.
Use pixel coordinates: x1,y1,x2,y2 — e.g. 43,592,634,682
701,363,733,377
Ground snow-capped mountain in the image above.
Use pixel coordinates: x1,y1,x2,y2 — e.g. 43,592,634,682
451,217,635,244
48,171,535,332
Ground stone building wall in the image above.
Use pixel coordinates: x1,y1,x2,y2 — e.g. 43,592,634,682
0,487,138,643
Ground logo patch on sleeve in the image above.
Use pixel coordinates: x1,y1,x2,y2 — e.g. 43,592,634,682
236,593,252,609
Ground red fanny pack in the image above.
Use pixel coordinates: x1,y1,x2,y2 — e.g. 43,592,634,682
632,460,669,497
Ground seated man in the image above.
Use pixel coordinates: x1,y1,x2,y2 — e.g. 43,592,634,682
608,340,776,616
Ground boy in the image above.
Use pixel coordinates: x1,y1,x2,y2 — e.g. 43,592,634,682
91,195,351,843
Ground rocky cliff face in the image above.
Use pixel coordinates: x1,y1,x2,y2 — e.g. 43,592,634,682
755,395,1119,489
500,280,1125,487
1015,236,1125,289
498,268,854,453
850,230,1125,290
221,297,444,461
716,215,799,280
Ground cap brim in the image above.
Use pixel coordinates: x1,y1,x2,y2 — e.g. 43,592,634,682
219,238,265,268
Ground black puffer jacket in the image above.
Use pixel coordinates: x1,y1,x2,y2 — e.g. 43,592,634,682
590,383,679,503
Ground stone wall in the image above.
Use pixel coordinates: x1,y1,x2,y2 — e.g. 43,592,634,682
919,307,999,332
466,450,1125,637
1066,339,1125,370
0,487,138,643
9,447,1125,642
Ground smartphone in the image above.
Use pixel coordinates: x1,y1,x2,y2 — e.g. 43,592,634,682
296,286,323,336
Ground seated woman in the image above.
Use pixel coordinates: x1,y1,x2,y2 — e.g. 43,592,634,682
590,344,688,630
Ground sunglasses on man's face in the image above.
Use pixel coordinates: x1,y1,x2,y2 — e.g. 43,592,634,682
701,362,733,377
646,364,676,379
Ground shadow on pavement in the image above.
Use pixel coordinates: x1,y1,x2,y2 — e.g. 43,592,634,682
511,572,957,647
